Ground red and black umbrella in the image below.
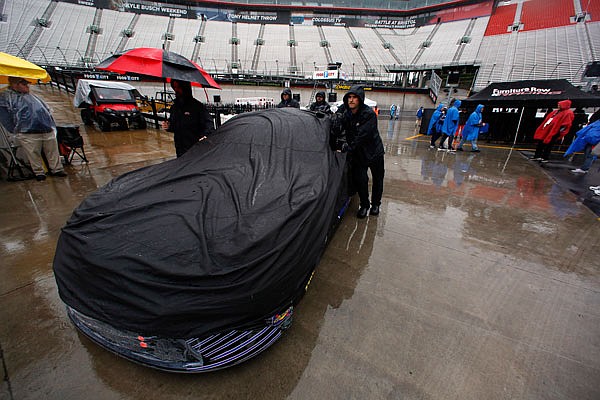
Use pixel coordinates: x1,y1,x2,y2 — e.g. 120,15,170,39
96,47,221,89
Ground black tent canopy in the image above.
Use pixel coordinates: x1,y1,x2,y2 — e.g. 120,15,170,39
464,79,600,108
462,79,600,144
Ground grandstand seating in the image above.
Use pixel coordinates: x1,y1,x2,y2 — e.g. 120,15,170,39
259,24,290,74
30,2,95,66
124,14,168,50
198,20,232,73
382,25,434,66
94,9,136,62
428,0,494,23
350,27,396,67
294,25,328,72
459,17,489,61
474,23,592,90
0,0,50,56
376,28,414,66
584,1,600,22
168,18,203,60
484,3,517,36
318,26,349,71
520,0,573,32
588,22,600,60
418,19,471,65
0,0,597,91
233,22,261,72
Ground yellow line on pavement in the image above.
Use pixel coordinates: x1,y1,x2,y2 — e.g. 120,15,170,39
406,134,536,152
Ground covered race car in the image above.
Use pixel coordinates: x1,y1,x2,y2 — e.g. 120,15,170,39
53,108,350,372
73,79,146,131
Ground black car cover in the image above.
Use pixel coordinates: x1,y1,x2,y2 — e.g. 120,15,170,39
53,108,347,338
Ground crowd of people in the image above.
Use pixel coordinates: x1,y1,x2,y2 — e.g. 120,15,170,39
426,100,486,153
2,79,597,206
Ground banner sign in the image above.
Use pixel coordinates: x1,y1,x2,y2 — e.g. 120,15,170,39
59,0,196,18
362,18,418,29
293,13,425,29
335,84,372,91
121,2,194,18
309,16,346,26
491,107,521,113
227,11,289,24
76,72,142,81
491,86,563,97
56,1,491,25
313,70,348,80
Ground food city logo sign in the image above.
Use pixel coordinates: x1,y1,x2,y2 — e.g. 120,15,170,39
491,87,563,97
313,70,343,80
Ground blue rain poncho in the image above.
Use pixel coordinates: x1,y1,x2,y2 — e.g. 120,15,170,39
441,100,461,136
0,89,55,134
564,120,600,156
427,104,444,135
462,104,485,141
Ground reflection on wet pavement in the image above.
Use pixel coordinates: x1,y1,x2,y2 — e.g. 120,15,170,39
1,86,599,400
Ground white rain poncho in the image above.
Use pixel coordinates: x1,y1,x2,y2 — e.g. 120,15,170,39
0,89,55,134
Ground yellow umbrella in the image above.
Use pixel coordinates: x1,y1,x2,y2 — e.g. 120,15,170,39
0,52,51,84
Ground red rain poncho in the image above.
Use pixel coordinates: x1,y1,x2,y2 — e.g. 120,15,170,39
533,100,574,144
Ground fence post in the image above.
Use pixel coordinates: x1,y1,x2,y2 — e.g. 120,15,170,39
151,99,159,129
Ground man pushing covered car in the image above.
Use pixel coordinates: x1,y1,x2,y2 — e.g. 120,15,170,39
333,85,385,219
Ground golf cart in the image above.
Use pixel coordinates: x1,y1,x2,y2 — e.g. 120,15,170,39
74,79,147,131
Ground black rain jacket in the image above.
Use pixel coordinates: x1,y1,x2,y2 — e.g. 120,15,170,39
309,91,331,114
167,96,215,157
335,85,384,166
276,88,300,108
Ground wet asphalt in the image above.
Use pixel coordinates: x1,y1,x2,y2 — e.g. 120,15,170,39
1,85,599,400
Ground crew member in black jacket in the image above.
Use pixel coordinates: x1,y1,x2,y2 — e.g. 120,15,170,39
276,88,300,108
335,85,385,219
162,79,215,157
309,91,331,113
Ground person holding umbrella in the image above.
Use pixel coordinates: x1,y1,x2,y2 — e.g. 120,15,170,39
161,79,215,157
95,48,221,158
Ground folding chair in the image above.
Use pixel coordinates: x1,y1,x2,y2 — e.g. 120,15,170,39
56,125,88,164
0,124,32,181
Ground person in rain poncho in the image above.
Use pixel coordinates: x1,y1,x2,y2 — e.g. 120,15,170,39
415,106,424,127
427,104,445,149
531,100,574,162
0,76,66,181
439,99,461,151
390,104,397,120
564,119,600,174
309,91,331,114
276,88,300,108
457,104,486,153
